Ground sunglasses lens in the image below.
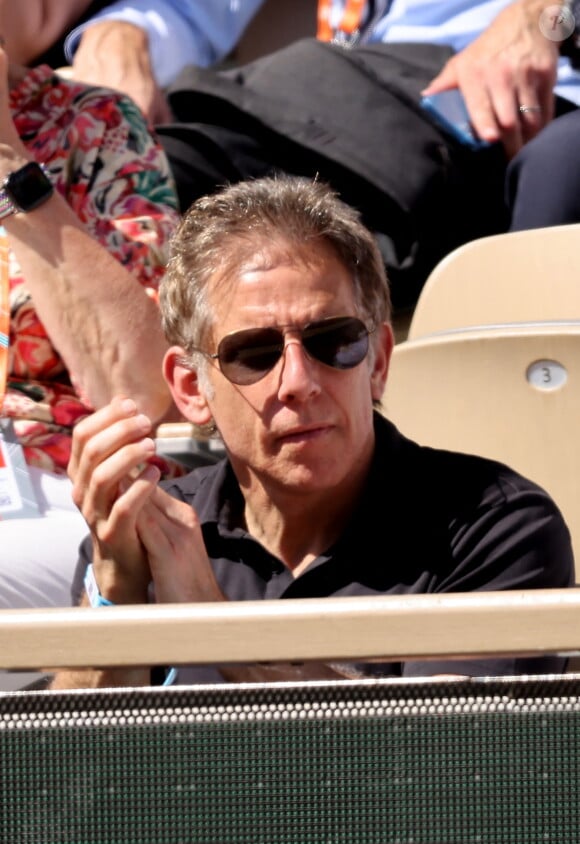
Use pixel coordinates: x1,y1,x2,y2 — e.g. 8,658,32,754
303,317,369,369
215,317,370,384
218,327,283,385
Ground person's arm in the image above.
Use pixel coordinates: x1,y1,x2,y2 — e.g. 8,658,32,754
2,53,180,421
69,21,172,123
422,0,560,158
64,0,266,121
1,0,94,66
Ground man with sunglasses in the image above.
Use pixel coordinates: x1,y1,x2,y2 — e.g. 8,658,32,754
53,176,573,690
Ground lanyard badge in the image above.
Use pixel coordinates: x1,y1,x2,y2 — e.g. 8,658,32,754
317,0,367,44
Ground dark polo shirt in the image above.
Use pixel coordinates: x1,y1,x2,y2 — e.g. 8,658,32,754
164,414,573,680
75,414,574,680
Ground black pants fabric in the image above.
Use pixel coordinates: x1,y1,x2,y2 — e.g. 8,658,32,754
506,105,580,231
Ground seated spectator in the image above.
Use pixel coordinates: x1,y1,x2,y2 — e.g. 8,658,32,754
51,176,573,691
154,0,580,310
12,0,265,123
0,0,181,612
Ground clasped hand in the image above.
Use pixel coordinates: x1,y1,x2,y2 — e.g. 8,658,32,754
68,396,223,605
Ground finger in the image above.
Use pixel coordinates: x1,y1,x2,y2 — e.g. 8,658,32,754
456,55,521,156
483,78,523,159
68,396,140,478
519,75,556,144
74,432,156,523
98,463,161,544
462,82,504,145
70,396,156,524
516,77,550,145
86,465,160,604
136,491,217,603
517,101,545,145
70,400,154,490
138,486,203,553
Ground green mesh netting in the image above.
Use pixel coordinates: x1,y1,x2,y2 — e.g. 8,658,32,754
2,676,580,843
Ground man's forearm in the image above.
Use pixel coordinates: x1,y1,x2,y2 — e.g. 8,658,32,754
219,661,364,684
49,666,151,690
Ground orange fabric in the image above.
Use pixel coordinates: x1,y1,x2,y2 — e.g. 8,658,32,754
317,0,366,40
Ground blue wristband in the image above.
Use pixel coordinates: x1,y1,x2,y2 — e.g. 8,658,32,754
85,565,176,683
84,564,115,607
163,667,177,686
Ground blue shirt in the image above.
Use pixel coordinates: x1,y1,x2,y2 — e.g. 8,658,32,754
65,0,580,103
365,0,580,104
64,0,265,87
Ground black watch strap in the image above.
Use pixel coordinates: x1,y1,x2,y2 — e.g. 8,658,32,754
0,161,54,221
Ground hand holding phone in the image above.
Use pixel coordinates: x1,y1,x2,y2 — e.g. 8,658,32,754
421,89,492,150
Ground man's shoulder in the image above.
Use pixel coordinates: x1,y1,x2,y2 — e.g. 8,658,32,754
375,414,562,516
374,416,574,591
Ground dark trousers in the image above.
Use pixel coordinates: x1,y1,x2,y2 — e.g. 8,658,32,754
506,105,580,231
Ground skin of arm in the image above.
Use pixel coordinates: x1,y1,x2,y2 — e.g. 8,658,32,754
422,0,560,158
1,0,95,65
65,0,266,122
2,49,180,421
70,20,172,123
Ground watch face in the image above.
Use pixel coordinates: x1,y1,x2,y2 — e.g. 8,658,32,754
5,162,54,212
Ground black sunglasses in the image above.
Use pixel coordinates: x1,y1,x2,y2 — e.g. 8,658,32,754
202,315,373,386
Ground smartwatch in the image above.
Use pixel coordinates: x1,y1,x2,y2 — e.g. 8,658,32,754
0,161,54,220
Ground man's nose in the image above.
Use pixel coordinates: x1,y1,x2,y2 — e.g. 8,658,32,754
276,337,321,400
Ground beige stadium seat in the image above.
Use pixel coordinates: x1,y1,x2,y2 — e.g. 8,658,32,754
155,421,226,469
383,323,580,572
407,223,580,340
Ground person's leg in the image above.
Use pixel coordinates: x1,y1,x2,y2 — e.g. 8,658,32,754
0,469,88,610
0,468,89,691
507,108,580,231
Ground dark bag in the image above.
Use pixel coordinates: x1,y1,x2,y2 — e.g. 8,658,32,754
160,39,508,309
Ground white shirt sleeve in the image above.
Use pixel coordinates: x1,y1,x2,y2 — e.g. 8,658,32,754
64,0,266,87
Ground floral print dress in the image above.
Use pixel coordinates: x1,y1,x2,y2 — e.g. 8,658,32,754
2,66,180,474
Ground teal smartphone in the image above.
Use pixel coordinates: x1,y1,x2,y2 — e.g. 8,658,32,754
421,89,491,150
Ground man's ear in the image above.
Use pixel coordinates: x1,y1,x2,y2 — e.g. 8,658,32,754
162,347,213,427
370,322,394,402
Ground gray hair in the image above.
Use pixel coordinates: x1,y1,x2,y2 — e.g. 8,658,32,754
160,176,392,359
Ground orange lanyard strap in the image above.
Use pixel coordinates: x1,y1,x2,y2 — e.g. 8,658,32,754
0,229,10,404
318,0,367,41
